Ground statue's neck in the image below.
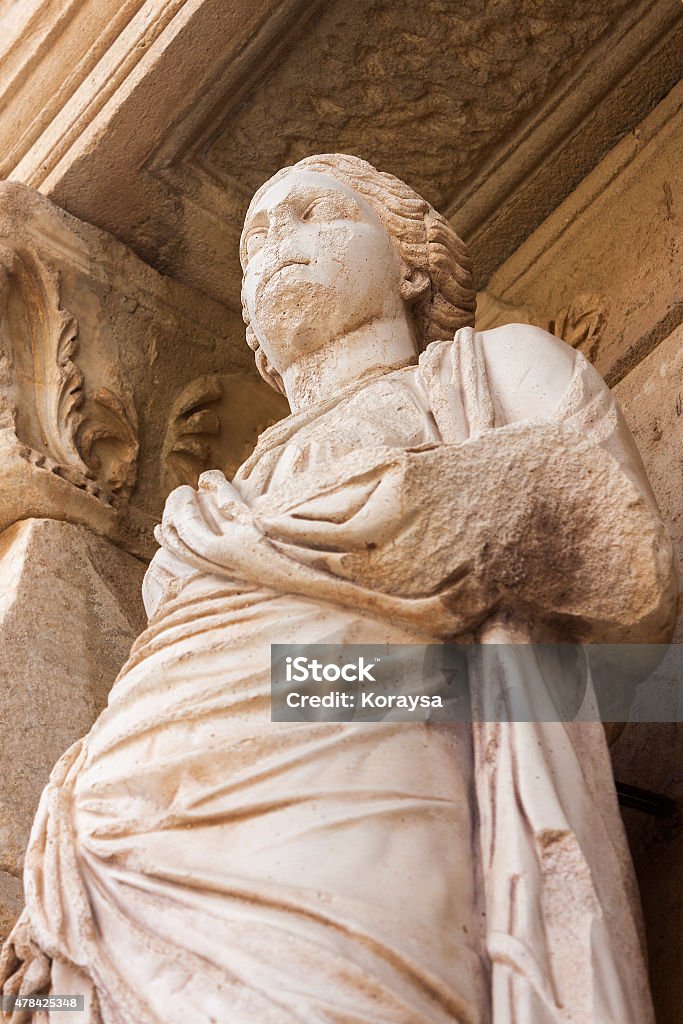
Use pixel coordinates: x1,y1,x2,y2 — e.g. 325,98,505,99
282,315,418,413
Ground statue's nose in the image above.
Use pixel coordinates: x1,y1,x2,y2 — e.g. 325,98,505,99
265,212,312,266
269,206,298,241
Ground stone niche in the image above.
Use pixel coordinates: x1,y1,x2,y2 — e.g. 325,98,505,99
0,2,679,1016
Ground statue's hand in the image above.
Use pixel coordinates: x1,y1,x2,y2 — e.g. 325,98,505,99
155,470,267,577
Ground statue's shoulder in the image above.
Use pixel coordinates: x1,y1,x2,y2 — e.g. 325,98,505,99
477,322,583,424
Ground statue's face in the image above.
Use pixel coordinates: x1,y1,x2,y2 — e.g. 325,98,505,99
241,169,408,376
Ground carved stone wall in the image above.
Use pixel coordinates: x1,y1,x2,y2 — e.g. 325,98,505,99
478,80,683,388
0,182,283,555
0,0,679,314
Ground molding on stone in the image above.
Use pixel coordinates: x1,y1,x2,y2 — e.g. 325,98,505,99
446,0,678,225
152,0,682,308
605,302,683,389
450,0,683,284
0,0,149,182
480,79,683,299
3,0,186,187
454,3,683,288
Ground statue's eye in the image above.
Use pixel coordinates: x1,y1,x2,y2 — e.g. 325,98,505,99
244,227,268,260
301,196,353,222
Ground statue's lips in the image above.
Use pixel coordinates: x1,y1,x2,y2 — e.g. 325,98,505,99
262,259,311,287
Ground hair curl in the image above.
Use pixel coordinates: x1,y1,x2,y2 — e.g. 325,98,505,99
240,153,476,394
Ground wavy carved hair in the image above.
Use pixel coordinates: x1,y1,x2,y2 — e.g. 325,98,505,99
240,153,476,394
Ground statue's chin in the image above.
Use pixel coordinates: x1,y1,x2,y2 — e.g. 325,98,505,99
254,269,365,351
257,264,330,305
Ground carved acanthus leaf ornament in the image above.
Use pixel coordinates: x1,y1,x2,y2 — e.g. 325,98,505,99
78,386,139,503
161,372,289,496
162,374,223,493
0,244,138,505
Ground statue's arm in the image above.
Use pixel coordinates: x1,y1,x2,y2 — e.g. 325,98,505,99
474,323,677,640
148,469,485,638
479,323,578,424
149,328,677,643
264,324,676,641
479,322,659,510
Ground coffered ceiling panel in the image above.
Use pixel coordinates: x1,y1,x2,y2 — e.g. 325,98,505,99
202,0,632,212
5,0,680,315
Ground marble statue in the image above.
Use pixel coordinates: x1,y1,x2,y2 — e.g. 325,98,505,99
0,154,678,1024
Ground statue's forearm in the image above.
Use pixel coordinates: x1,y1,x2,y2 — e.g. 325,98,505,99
284,422,676,641
157,420,677,644
157,506,482,639
414,424,677,642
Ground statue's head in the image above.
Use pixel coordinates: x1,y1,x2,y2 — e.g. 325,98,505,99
240,153,475,394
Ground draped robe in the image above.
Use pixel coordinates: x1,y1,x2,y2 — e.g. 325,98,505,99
0,325,677,1024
